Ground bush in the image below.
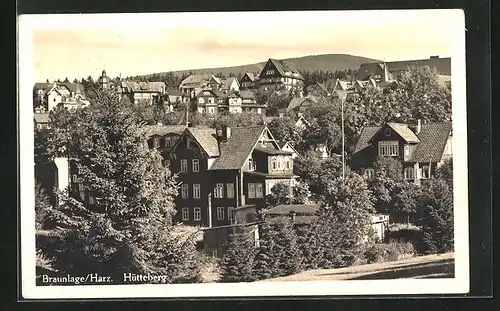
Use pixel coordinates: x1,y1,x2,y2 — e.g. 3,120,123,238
364,241,416,264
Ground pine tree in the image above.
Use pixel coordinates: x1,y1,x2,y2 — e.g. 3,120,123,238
220,227,256,283
253,221,278,280
295,223,323,270
271,217,303,276
43,91,200,282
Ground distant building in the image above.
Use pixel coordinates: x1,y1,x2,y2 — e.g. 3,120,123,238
220,77,240,93
356,56,451,82
240,72,260,89
169,125,296,228
33,82,88,112
258,58,304,93
351,120,453,184
34,112,50,130
306,82,330,97
287,96,319,114
97,69,112,90
119,81,166,105
179,74,222,102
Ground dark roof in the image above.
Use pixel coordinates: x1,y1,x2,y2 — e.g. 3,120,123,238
144,125,186,137
244,72,258,82
34,83,52,91
411,123,452,162
354,126,381,154
34,113,50,123
61,82,85,94
187,127,220,157
267,58,304,80
353,122,452,163
306,82,328,93
287,96,318,111
209,125,267,170
357,57,451,79
264,204,320,215
121,81,165,93
253,145,293,155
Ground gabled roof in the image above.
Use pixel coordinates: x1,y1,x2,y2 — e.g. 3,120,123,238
34,83,52,91
34,113,50,124
209,125,268,170
306,82,328,93
243,72,258,82
267,58,304,80
367,123,420,145
185,127,220,157
353,122,452,163
287,96,318,111
353,125,382,154
221,77,239,89
144,125,186,137
179,74,212,88
411,123,452,162
264,204,319,215
357,57,451,79
120,81,166,92
61,82,85,94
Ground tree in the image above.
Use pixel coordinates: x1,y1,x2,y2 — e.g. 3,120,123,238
35,183,52,230
272,217,303,276
293,154,343,199
316,171,375,268
265,181,311,207
415,179,454,254
253,221,279,280
367,157,403,214
220,227,256,282
295,223,323,270
266,117,301,146
42,91,200,282
435,159,453,189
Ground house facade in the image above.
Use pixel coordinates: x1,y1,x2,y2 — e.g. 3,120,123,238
33,82,87,112
169,125,296,228
240,72,259,89
286,96,318,114
258,58,304,93
350,121,453,184
119,81,167,105
34,113,50,130
179,74,222,103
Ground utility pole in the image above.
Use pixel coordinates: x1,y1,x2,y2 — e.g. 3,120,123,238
341,96,345,182
185,99,189,127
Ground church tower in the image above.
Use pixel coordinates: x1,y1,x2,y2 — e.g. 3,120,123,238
100,69,109,89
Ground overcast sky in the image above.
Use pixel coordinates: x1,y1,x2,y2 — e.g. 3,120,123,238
24,10,463,82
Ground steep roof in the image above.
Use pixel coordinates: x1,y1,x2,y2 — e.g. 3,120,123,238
243,72,258,82
287,96,318,111
221,77,239,89
34,113,50,124
264,204,319,215
353,125,383,154
385,123,421,143
353,122,452,163
120,81,166,92
411,122,452,162
61,82,85,94
186,127,220,157
357,57,451,79
209,125,267,170
268,58,304,80
144,125,186,137
306,82,328,93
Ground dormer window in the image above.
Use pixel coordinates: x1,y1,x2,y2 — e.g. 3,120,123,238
378,141,399,157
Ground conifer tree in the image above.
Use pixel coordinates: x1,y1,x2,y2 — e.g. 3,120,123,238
220,227,256,283
253,221,279,280
43,91,200,282
271,217,303,276
295,223,323,270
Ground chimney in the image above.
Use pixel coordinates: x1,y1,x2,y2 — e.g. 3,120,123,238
415,119,421,134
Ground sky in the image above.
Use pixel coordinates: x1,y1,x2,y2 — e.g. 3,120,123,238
22,10,464,82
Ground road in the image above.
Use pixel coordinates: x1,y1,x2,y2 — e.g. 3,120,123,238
259,252,454,282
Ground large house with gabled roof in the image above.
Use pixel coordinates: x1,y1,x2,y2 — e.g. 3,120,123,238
33,82,87,112
350,120,453,184
258,58,304,93
169,124,296,227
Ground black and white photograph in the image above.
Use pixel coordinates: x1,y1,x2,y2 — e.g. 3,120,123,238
19,9,469,299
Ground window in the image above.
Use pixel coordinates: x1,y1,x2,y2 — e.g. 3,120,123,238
277,159,281,169
165,136,175,148
181,207,189,221
228,207,235,223
404,145,410,157
248,183,256,198
255,183,263,198
214,183,224,198
193,184,201,199
79,191,85,200
286,159,291,170
364,168,375,179
266,70,275,75
78,183,85,191
153,137,160,148
180,159,188,172
88,195,95,205
217,207,225,220
72,174,79,183
422,165,430,179
248,158,256,171
404,167,414,180
181,184,189,199
271,157,277,170
37,124,43,130
208,107,215,113
192,159,200,172
193,208,201,221
227,183,235,198
378,141,399,156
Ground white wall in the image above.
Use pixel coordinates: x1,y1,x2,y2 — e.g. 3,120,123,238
54,157,70,192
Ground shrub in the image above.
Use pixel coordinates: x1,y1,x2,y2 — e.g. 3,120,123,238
219,227,256,283
364,241,416,264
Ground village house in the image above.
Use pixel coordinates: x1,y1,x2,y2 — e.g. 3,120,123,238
33,82,88,112
118,81,167,105
257,58,304,93
179,74,222,103
169,125,296,228
286,95,319,114
143,124,187,161
194,88,225,115
306,82,330,97
239,72,260,89
220,77,240,93
350,120,453,184
34,112,50,130
356,56,451,83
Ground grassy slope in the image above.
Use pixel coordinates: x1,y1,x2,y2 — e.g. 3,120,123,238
258,252,455,282
140,54,381,78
